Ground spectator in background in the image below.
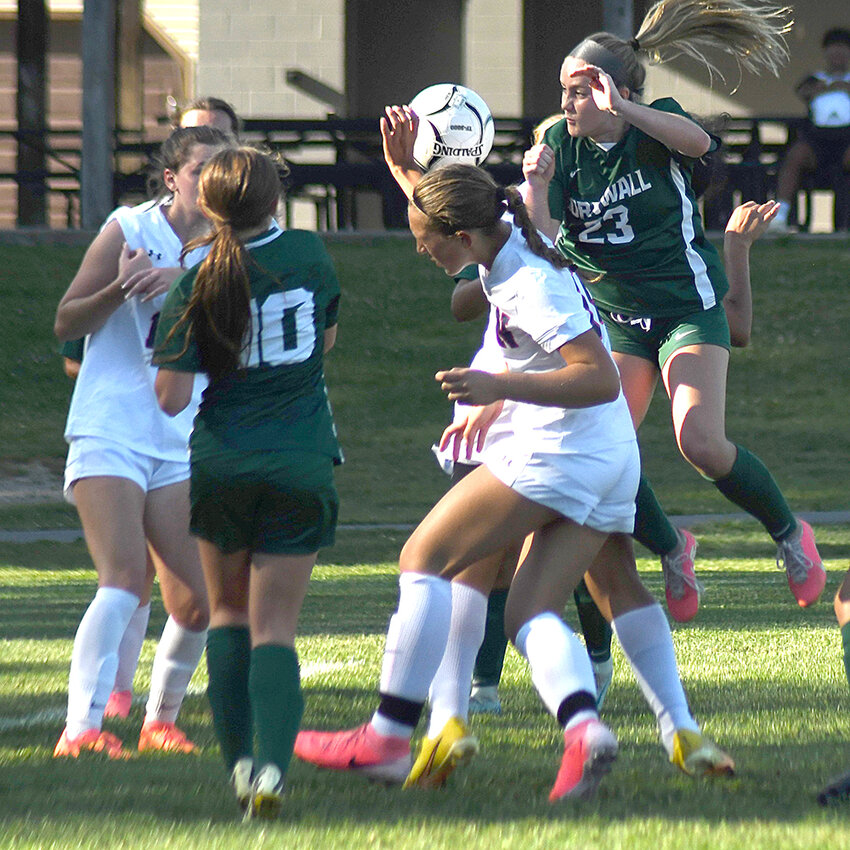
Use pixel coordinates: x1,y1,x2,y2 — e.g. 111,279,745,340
770,28,850,233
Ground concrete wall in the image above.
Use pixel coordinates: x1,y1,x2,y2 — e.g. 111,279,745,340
190,2,850,121
197,0,344,118
465,0,522,116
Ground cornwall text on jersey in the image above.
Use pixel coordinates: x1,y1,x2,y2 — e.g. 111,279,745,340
568,169,653,220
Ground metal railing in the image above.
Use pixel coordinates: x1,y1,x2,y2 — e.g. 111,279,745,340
1,116,846,231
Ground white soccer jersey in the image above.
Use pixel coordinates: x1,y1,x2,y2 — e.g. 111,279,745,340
64,201,211,461
479,224,635,456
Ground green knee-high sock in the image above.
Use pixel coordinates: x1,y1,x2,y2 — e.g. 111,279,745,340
633,474,680,556
472,588,509,688
713,445,796,540
573,579,612,663
842,623,850,692
249,644,303,775
206,626,253,771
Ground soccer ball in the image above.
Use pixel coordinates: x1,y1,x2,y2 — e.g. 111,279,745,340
409,83,495,171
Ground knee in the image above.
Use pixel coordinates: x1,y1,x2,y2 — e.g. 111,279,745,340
101,568,147,599
398,536,424,574
503,595,539,647
677,429,732,479
398,533,444,576
169,598,210,632
503,613,521,647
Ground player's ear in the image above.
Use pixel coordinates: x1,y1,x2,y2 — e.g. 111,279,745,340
456,230,473,248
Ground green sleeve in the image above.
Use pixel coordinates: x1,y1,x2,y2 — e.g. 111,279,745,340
452,264,479,284
61,338,85,362
320,250,341,328
152,271,201,372
648,97,719,156
542,121,568,221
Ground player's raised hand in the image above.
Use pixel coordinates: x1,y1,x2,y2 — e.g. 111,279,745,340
381,105,418,171
725,200,780,246
522,143,555,186
570,64,625,113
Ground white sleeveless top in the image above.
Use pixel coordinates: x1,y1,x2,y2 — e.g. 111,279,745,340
810,72,850,128
64,201,208,461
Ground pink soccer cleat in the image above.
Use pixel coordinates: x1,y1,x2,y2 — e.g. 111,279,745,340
549,718,618,802
138,720,196,753
294,722,411,783
104,689,133,719
661,529,702,622
776,519,826,607
53,727,129,759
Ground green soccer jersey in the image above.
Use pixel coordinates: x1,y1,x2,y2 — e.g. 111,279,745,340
543,98,727,318
154,226,342,463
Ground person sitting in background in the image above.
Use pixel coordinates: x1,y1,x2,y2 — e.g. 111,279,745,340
770,28,850,233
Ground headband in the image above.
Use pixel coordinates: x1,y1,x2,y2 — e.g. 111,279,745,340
569,38,630,89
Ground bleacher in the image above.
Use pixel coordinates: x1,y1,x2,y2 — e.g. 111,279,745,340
2,115,848,232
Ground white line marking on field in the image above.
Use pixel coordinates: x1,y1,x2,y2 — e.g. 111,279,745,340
0,660,361,733
0,707,67,732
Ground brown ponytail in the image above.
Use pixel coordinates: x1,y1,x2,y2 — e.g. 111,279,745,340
159,147,282,379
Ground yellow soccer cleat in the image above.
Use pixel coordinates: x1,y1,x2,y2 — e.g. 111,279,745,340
670,729,735,777
245,763,284,822
403,716,479,789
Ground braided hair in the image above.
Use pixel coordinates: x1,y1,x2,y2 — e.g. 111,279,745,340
412,163,572,271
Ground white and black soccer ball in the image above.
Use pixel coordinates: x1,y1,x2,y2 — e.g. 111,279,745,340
409,83,495,171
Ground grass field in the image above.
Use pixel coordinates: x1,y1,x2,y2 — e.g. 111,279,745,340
1,235,849,847
2,524,850,849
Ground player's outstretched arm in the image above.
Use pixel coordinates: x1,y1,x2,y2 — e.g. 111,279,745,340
381,104,423,200
723,200,779,348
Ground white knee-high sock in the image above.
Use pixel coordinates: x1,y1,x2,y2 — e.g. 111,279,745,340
66,586,140,738
515,611,597,729
612,604,699,754
371,572,452,738
427,581,487,736
144,616,207,724
112,601,150,694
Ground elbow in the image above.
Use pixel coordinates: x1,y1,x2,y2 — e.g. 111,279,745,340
451,301,484,323
154,374,190,417
679,130,711,160
159,399,187,418
603,361,622,403
601,379,621,404
157,394,186,417
595,366,621,404
729,329,750,349
54,314,72,342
